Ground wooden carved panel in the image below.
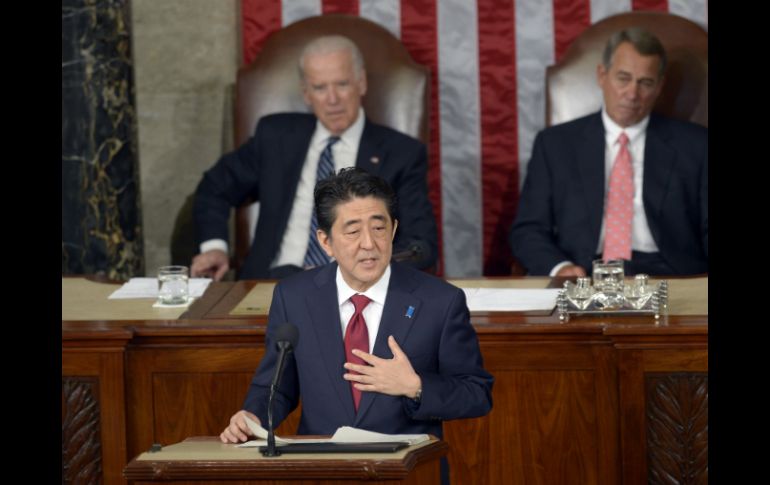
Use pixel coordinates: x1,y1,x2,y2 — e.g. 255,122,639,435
62,377,103,485
646,373,708,485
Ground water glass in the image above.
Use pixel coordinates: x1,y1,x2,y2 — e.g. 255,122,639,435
591,259,625,292
157,265,189,305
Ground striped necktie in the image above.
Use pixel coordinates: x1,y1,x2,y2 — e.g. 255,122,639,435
303,136,340,268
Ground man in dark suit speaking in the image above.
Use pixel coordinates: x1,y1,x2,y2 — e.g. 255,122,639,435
510,27,708,277
220,168,493,484
192,35,437,280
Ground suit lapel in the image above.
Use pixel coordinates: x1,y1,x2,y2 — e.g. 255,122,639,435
305,264,357,423
355,120,385,176
576,113,606,251
354,264,422,425
641,115,675,245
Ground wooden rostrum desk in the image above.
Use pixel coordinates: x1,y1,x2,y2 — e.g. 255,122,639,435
62,276,707,485
123,436,447,484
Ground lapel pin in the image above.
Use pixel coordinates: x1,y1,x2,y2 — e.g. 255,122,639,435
405,306,415,318
370,156,380,164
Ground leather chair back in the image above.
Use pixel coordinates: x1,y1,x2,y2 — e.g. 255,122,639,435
546,11,708,128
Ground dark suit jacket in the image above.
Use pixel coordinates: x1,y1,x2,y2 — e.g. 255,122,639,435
242,261,494,440
510,112,708,275
194,113,438,279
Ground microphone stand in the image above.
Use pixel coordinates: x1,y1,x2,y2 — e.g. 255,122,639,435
262,340,292,457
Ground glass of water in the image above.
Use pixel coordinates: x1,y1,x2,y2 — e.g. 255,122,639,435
157,265,189,305
591,259,625,292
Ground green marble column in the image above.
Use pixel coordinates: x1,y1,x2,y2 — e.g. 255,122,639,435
62,0,143,279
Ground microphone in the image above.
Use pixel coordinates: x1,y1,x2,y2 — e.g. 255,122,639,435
392,240,430,266
262,322,299,457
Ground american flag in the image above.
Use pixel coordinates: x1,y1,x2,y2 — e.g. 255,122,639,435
241,0,708,277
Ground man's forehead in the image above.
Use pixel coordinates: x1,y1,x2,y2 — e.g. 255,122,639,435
334,197,391,223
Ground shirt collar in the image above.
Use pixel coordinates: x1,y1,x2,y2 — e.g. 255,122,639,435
336,263,391,307
314,107,366,150
601,107,649,146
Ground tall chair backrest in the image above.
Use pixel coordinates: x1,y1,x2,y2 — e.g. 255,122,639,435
546,11,707,128
233,14,430,272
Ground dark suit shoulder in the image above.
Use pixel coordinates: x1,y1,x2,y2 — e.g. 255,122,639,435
649,113,708,139
532,113,603,155
390,262,462,300
539,112,601,140
647,114,708,170
272,263,330,294
364,120,425,150
255,112,316,135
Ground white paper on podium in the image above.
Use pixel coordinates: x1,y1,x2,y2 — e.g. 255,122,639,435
237,416,326,447
107,277,212,299
461,288,561,312
329,426,429,445
237,416,429,448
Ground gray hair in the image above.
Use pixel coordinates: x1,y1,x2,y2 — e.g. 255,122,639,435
298,35,365,82
602,27,667,77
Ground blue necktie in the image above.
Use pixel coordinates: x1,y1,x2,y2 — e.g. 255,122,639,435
304,136,340,268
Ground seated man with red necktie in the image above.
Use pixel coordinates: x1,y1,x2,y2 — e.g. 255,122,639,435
509,27,708,277
191,35,437,281
220,167,493,485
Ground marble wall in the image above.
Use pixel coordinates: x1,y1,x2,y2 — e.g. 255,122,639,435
62,0,144,280
131,0,238,275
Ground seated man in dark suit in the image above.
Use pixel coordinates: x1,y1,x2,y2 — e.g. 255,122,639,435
192,35,437,280
220,167,493,485
510,27,707,277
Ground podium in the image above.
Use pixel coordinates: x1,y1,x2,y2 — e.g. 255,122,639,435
123,437,448,484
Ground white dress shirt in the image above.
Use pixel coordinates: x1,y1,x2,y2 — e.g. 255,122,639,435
199,108,366,266
549,108,658,276
336,264,391,353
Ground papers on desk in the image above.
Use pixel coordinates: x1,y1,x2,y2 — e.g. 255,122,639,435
237,415,429,447
107,278,212,299
461,288,561,312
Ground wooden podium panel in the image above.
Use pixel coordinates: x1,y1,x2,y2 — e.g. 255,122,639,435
445,340,621,484
63,277,708,485
124,437,447,484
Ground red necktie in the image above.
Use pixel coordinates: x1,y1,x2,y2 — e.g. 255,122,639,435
602,132,634,261
345,294,371,411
